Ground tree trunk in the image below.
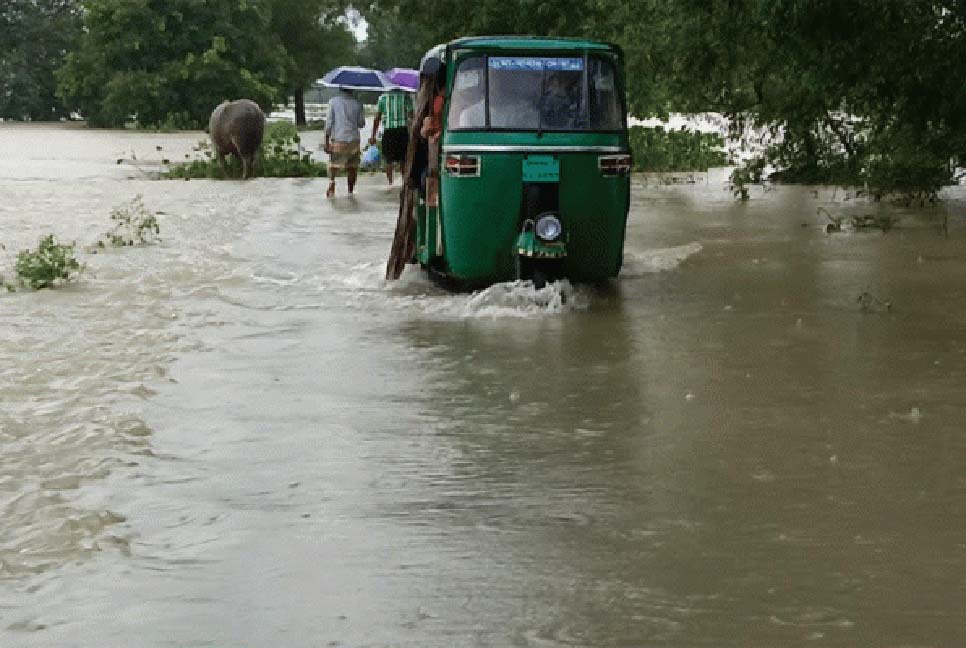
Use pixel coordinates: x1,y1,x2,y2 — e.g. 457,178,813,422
294,87,306,127
803,128,817,171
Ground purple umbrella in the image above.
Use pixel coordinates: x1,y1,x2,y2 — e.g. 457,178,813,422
384,68,419,92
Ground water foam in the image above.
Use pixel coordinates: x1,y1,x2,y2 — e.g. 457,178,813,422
621,242,703,276
318,242,703,318
422,279,590,318
319,261,591,319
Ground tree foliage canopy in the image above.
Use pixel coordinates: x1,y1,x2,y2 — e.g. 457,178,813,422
359,0,605,69
653,0,966,192
57,0,289,128
271,0,356,124
0,1,83,120
271,0,356,93
360,0,966,193
4,0,964,193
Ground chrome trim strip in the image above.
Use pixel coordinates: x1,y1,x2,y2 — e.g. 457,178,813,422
442,145,627,154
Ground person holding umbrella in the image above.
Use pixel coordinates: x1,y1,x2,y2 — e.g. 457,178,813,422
370,70,416,184
319,66,394,197
323,87,365,198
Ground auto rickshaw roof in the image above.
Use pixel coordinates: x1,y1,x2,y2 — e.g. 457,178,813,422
446,36,619,53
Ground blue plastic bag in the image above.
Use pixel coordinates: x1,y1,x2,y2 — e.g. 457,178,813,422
361,145,380,167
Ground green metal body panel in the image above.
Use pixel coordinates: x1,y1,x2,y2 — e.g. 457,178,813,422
443,130,623,149
417,37,630,286
449,36,618,53
556,153,630,280
438,154,524,282
437,147,629,284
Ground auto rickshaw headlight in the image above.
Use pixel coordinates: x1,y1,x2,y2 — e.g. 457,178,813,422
535,215,563,242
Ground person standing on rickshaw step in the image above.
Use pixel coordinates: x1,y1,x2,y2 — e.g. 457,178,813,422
324,87,366,198
370,88,414,185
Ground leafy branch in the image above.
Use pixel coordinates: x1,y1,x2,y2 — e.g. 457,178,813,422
5,235,83,291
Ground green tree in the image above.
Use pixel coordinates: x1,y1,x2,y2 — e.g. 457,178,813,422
360,0,966,195
359,0,607,69
613,0,966,194
358,4,436,70
57,0,288,128
764,1,966,193
269,0,357,125
0,1,83,120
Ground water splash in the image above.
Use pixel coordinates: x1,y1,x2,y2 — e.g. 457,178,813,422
318,261,592,319
320,241,702,317
425,279,589,318
621,242,702,276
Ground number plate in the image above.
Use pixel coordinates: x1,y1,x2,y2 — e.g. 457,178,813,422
522,155,559,183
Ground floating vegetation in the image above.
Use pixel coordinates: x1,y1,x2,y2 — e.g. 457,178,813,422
162,121,327,179
1,199,163,292
5,235,82,291
820,207,895,233
850,214,894,232
857,291,893,313
95,195,160,248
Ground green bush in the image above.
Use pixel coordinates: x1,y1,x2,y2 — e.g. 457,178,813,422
764,122,954,202
11,235,82,290
265,120,298,142
97,195,160,248
163,121,327,179
629,125,728,172
729,158,767,201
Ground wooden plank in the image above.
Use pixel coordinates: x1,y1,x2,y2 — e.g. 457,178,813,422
386,76,438,280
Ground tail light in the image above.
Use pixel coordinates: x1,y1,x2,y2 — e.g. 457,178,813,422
444,154,480,177
598,154,631,177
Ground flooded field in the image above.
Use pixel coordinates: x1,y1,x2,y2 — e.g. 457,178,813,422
1,124,964,647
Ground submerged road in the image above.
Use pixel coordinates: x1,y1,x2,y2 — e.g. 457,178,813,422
1,125,965,647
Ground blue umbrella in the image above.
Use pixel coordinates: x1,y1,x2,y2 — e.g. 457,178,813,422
320,66,394,92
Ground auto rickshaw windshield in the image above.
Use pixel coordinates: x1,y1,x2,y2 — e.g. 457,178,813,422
447,54,623,132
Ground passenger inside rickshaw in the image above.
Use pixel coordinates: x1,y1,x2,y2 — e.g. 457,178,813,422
449,59,485,129
409,56,446,194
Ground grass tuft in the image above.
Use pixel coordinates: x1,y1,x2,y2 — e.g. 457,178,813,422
163,121,327,179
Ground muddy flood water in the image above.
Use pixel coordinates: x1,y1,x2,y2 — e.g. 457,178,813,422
1,124,964,647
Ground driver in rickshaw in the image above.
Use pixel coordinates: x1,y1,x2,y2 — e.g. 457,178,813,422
539,72,579,129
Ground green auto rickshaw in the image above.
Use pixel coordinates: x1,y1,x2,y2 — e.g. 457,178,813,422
391,36,631,288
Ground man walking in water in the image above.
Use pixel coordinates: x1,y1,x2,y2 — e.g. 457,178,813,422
324,87,365,198
370,88,414,184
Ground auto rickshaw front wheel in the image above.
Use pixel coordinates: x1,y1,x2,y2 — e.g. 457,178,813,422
515,255,563,289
